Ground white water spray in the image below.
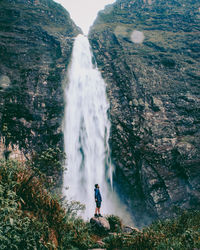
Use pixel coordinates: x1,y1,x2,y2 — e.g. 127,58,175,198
63,34,132,223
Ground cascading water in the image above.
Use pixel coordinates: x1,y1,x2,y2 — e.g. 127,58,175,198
63,34,132,223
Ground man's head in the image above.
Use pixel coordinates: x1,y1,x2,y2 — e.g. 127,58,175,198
95,184,99,188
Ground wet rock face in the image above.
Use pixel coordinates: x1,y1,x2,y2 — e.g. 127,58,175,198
0,0,80,155
89,0,200,225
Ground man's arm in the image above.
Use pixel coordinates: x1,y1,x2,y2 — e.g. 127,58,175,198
99,191,102,202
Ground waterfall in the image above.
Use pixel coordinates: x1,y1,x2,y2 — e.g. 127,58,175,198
63,34,132,222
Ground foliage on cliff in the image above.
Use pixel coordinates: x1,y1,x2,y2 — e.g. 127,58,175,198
30,147,66,188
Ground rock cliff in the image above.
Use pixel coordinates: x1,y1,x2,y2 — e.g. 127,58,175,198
0,0,80,159
89,0,200,225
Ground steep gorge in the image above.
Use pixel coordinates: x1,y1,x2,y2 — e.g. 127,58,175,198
89,0,200,224
0,0,200,227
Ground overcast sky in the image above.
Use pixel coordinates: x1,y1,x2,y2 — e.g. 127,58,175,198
54,0,116,34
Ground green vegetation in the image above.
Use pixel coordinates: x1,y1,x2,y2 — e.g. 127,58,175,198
0,159,95,249
104,211,200,250
0,159,200,249
32,147,65,174
30,147,66,189
106,214,122,233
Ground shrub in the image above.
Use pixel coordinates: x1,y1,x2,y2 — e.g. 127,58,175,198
31,147,66,174
59,218,94,249
106,214,122,232
0,160,49,249
30,147,66,189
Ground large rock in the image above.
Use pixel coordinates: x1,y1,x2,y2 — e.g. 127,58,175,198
90,217,111,233
122,225,140,234
89,0,200,226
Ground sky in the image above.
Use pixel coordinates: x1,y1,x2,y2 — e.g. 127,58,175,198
54,0,116,34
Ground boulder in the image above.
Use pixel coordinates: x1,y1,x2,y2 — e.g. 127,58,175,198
90,216,110,234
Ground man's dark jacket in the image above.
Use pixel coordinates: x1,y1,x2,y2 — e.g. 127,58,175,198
94,188,102,202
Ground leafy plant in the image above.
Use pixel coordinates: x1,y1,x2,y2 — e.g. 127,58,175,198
106,214,122,232
30,147,66,189
31,147,66,174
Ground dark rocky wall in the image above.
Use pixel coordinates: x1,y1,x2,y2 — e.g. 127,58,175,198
0,0,80,157
89,0,200,225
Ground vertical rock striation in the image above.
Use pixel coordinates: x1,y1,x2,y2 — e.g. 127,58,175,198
0,0,80,158
89,0,200,225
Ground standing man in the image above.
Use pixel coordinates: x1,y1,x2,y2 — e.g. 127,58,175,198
94,184,102,217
